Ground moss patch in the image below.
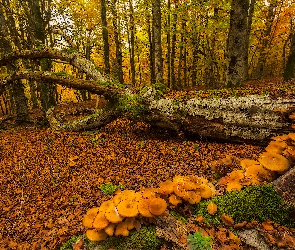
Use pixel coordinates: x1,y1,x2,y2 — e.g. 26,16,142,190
194,184,295,227
95,226,162,250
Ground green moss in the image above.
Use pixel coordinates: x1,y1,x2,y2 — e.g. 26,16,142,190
100,183,125,195
170,211,188,224
96,226,162,250
194,184,295,227
117,94,148,117
187,231,213,250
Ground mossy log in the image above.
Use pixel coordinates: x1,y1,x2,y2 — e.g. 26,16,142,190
1,48,295,144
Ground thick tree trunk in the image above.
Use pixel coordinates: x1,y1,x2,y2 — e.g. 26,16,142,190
226,0,249,87
100,0,111,75
2,48,295,144
111,0,124,84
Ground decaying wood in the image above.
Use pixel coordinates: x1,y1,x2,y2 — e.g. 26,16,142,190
153,213,188,249
1,48,295,143
273,167,295,209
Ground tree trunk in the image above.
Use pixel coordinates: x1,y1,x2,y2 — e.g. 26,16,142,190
27,0,56,111
100,0,111,75
253,0,277,79
170,3,177,89
2,48,295,144
226,0,249,88
167,0,171,88
111,0,124,84
0,4,30,123
153,0,163,84
148,14,156,85
128,0,136,86
284,20,295,81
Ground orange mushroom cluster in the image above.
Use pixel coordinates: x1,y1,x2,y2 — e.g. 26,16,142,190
159,175,216,206
82,189,167,241
83,175,216,242
216,133,295,192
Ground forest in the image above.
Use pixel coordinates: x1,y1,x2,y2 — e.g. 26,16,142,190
0,0,295,249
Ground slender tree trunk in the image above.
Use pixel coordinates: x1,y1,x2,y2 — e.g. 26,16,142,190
177,19,186,88
148,14,156,85
253,0,277,79
245,0,256,80
111,0,124,84
128,0,136,85
153,0,163,84
284,20,295,81
27,0,56,111
100,0,111,74
170,3,177,89
167,0,171,88
226,0,250,88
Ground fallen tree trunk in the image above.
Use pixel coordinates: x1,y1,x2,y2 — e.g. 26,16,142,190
1,48,295,144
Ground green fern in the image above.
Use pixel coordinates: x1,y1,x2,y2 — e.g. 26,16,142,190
187,231,213,250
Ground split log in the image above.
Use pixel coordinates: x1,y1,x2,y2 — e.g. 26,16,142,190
1,48,295,144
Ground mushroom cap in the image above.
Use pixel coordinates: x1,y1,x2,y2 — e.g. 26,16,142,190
105,204,124,223
99,200,114,214
104,223,116,236
258,152,291,172
117,199,139,217
92,212,109,230
141,188,158,199
138,198,154,218
183,191,202,205
86,207,100,216
86,229,108,242
265,141,287,155
183,181,199,191
149,197,167,216
173,175,191,184
207,202,218,215
114,221,129,236
199,184,213,199
240,159,260,169
173,184,188,198
245,164,274,183
158,180,175,195
168,194,182,206
82,213,96,228
226,181,243,192
271,135,289,141
288,133,295,141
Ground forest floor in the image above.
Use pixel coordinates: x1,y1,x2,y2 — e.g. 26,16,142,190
0,77,295,249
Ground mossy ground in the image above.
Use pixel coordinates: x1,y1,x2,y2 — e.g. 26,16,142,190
194,184,295,227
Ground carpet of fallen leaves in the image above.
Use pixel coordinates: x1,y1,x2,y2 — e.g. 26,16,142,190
0,77,295,249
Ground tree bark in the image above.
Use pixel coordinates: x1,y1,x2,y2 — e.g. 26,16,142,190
128,0,136,86
111,0,124,84
226,0,249,88
153,0,163,84
253,0,277,79
0,4,30,123
100,0,111,75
